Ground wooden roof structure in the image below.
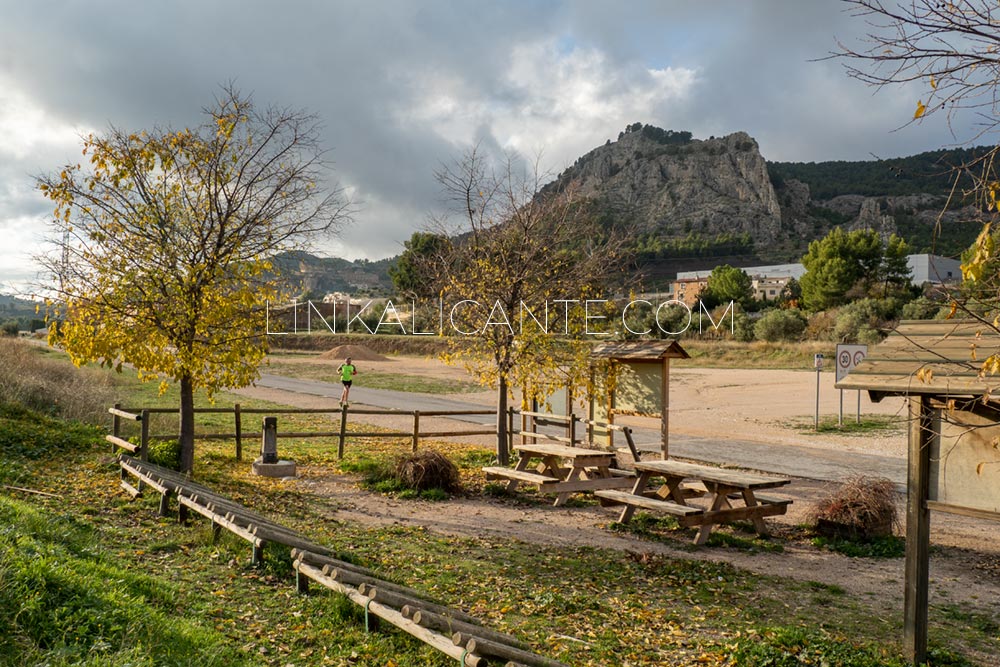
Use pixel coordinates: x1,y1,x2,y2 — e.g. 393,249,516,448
590,340,690,362
836,319,1000,402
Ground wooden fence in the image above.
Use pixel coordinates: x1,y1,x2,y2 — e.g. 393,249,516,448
108,404,496,461
107,403,639,465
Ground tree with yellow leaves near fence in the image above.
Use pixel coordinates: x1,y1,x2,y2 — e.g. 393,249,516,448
37,86,351,473
429,147,626,465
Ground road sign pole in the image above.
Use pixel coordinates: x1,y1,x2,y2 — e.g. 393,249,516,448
814,354,824,431
839,389,843,427
857,390,862,425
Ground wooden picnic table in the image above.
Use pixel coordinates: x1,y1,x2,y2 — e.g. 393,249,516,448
595,459,792,545
483,443,633,506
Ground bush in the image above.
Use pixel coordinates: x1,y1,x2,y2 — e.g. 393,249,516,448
901,295,949,320
753,309,807,342
810,475,898,541
394,450,460,493
146,439,182,470
805,310,837,341
833,299,886,344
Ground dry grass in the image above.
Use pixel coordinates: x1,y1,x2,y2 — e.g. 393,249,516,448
810,475,899,539
393,450,461,492
0,338,114,423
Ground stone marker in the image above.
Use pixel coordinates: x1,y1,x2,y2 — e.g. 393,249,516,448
252,416,296,477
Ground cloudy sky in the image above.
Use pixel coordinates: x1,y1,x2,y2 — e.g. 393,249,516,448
0,0,976,293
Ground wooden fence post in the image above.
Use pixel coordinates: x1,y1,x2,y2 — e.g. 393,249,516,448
337,405,348,459
140,410,150,462
234,403,243,462
412,411,420,453
112,402,121,450
568,413,577,447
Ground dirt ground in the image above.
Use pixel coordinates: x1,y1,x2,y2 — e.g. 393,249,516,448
236,352,1000,660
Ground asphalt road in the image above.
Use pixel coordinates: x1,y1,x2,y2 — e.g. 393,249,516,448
256,373,906,485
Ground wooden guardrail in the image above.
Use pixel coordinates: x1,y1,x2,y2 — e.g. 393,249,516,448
116,455,566,666
109,404,496,461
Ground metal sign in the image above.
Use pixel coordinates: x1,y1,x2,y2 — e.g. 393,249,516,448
836,344,868,382
814,353,824,369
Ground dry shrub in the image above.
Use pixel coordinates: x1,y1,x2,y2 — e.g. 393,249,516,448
810,475,898,539
393,451,461,492
0,338,114,423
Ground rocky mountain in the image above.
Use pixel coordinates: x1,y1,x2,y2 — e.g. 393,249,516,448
542,123,985,286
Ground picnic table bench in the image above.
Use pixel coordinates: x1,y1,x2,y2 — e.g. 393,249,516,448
595,459,792,545
484,443,634,506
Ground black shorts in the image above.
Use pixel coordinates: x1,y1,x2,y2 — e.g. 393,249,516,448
342,380,352,387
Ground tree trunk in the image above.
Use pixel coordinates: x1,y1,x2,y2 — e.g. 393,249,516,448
179,374,196,474
496,375,509,466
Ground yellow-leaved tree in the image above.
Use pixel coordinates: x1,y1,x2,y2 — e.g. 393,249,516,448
429,148,626,464
37,86,351,473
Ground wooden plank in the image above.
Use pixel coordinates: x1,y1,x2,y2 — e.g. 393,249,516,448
677,499,791,527
538,476,635,493
925,500,1000,522
514,443,611,458
633,460,790,489
593,490,702,516
483,467,557,486
292,549,382,580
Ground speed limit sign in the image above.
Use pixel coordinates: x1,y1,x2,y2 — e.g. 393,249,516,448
836,344,868,381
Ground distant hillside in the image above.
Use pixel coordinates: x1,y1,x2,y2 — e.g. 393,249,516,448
270,251,393,297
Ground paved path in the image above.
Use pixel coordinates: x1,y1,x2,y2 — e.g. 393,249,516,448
256,373,906,485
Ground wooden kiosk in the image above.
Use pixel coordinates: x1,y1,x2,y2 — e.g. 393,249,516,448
589,340,689,459
837,320,1000,664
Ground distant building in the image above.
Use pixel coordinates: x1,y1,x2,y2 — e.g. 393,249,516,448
906,254,961,285
670,277,709,306
752,276,791,301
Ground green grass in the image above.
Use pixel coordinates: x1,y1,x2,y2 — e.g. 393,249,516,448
811,534,907,559
0,495,255,666
265,358,482,394
789,414,904,436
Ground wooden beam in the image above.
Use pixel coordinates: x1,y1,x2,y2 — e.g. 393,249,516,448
904,395,932,665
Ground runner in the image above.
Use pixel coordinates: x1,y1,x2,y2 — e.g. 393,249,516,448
337,357,356,407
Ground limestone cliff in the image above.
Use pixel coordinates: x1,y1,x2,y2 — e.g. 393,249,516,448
543,127,782,249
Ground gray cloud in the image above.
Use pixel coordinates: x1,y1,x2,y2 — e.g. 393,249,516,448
0,0,985,288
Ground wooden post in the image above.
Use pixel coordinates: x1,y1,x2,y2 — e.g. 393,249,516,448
234,403,243,462
112,402,121,452
904,395,932,665
337,405,348,459
661,357,670,460
588,367,595,445
412,411,420,453
508,407,516,459
137,409,149,492
608,363,616,449
568,413,576,447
